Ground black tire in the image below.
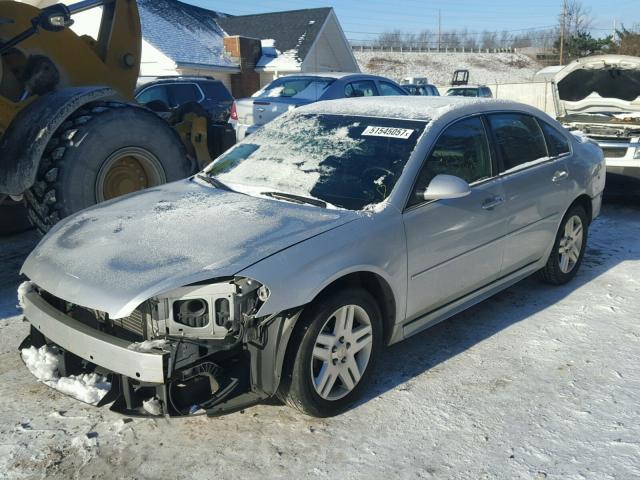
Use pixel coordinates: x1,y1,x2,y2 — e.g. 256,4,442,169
537,204,589,285
25,102,196,233
0,197,32,236
278,288,383,417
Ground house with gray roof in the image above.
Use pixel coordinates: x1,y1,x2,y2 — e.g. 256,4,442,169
36,0,359,96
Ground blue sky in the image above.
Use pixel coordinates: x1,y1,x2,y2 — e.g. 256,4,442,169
187,0,638,41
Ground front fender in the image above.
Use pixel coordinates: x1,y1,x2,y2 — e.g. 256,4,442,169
238,210,407,329
0,86,119,195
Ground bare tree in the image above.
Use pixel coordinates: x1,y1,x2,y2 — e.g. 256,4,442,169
480,30,498,49
560,0,593,36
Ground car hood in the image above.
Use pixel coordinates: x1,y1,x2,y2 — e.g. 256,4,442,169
22,179,358,318
555,55,640,115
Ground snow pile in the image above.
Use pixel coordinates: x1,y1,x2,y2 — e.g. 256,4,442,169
21,346,110,405
142,397,163,416
16,281,33,310
570,130,593,144
128,339,168,353
614,112,640,120
257,33,306,71
355,51,540,85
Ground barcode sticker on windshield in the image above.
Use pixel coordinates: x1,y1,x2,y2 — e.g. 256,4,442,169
362,126,414,139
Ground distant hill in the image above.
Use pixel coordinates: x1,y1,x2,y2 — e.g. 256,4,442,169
355,51,542,86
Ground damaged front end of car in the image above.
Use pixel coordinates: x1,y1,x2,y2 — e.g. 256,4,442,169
19,278,301,417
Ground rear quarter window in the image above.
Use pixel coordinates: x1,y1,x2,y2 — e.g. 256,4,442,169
539,121,571,156
200,81,233,101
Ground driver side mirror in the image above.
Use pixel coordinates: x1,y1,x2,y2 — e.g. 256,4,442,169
422,174,471,200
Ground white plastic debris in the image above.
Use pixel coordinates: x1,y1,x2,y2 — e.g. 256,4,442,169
127,339,169,353
16,281,34,310
142,397,162,416
21,345,110,405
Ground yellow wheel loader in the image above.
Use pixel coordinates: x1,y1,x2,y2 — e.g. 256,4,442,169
0,0,217,234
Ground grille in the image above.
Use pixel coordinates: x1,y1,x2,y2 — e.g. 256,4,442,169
602,147,627,158
112,307,148,338
38,289,148,341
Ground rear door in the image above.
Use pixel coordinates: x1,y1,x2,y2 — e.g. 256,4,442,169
403,116,506,327
487,112,572,274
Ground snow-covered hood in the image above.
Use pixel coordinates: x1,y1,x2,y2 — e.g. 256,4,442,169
555,55,640,115
21,179,358,318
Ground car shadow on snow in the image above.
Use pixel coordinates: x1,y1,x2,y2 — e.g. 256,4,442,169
354,200,640,411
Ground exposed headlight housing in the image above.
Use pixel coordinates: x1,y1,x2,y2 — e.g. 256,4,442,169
151,278,266,340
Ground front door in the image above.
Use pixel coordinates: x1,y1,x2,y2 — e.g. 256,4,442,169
403,116,506,323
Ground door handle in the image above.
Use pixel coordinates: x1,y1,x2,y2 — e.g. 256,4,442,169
481,195,504,210
552,170,569,183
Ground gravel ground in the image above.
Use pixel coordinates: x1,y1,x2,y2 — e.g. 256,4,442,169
0,200,639,480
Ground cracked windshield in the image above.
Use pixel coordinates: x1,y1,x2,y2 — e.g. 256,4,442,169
206,114,427,210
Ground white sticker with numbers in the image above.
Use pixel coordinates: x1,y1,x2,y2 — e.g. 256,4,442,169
361,126,414,139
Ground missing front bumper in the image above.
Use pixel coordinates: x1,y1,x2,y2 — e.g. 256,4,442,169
20,291,263,416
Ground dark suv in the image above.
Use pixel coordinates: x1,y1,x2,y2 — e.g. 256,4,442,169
135,77,234,124
135,77,236,157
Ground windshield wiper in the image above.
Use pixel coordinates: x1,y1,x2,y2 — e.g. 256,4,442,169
196,174,231,191
262,191,327,208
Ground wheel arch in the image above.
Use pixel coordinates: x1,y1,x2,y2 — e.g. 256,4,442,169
267,269,397,399
0,86,120,196
306,271,398,346
570,193,593,224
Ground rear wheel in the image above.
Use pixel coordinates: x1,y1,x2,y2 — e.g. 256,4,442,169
278,288,382,417
537,204,588,285
25,102,196,233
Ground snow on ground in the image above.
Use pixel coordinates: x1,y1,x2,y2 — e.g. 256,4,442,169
0,200,639,479
355,51,541,86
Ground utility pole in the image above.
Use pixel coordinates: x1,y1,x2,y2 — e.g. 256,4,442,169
438,9,441,52
559,0,567,65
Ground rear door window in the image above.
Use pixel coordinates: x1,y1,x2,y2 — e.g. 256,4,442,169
378,81,407,96
344,80,378,98
539,121,571,157
487,113,548,172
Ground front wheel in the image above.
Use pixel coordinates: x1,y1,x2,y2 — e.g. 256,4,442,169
279,288,382,417
537,204,589,285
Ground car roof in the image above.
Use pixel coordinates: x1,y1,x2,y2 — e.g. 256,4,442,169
447,85,486,89
139,76,222,86
296,96,547,122
403,83,436,88
278,72,394,81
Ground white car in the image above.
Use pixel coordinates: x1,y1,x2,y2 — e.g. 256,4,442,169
555,55,640,185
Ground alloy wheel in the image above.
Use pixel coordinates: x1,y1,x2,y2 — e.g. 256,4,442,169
310,304,374,401
558,215,584,274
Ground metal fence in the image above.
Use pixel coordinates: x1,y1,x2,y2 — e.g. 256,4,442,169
351,45,518,54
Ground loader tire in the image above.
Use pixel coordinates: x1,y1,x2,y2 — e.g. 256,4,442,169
25,102,196,234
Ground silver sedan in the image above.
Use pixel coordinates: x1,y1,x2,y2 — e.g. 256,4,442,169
19,97,605,417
